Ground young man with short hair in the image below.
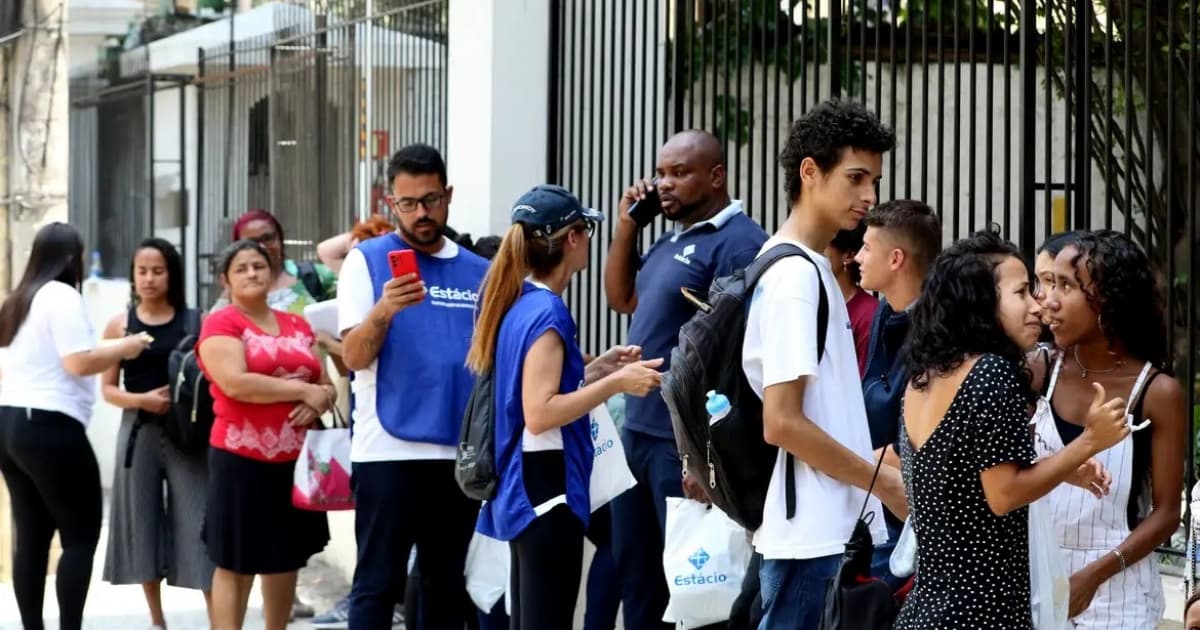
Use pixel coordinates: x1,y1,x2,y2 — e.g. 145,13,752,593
853,199,942,585
338,144,489,630
740,100,907,628
855,199,942,452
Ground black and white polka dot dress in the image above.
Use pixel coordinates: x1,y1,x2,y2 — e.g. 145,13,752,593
894,353,1037,630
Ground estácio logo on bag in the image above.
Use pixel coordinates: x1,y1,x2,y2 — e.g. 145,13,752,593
674,548,728,586
591,417,613,459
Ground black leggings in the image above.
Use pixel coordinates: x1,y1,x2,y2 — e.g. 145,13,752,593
0,406,102,630
508,504,584,630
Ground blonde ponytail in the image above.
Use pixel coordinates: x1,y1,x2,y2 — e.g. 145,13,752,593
466,224,529,374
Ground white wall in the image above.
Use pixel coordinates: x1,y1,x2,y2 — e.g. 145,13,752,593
446,0,550,240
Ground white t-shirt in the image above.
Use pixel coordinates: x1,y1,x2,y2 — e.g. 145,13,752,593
0,281,97,425
741,236,887,560
338,239,460,462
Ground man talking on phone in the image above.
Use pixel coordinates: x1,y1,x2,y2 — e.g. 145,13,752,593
338,144,489,629
604,130,767,630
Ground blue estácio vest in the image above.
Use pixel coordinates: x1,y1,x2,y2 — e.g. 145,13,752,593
358,233,489,445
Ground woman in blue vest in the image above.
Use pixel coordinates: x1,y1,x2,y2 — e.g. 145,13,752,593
466,185,664,630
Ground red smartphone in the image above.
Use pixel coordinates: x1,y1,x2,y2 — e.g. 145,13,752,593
388,250,420,280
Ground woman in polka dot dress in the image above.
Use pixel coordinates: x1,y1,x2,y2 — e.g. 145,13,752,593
895,229,1130,629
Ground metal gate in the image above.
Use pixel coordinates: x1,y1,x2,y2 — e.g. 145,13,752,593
194,0,448,308
69,53,190,279
549,0,1198,548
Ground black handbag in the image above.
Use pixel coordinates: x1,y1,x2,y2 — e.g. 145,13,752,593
819,449,899,630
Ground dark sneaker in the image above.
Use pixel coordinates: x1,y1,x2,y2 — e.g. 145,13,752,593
293,594,316,619
312,595,351,629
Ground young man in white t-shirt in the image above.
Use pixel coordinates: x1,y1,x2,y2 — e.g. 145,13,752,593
741,99,910,629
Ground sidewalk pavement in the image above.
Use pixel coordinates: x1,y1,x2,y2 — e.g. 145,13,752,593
0,525,353,630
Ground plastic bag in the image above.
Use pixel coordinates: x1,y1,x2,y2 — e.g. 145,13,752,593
589,403,636,512
1029,498,1070,630
662,497,753,628
464,530,510,613
291,427,354,511
889,518,918,578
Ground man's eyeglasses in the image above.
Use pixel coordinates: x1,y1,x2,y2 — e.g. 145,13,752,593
387,191,448,213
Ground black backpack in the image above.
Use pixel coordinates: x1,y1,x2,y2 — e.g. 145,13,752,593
166,309,215,454
661,243,829,531
296,261,330,301
455,370,497,501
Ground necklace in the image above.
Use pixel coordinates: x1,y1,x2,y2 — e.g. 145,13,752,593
1072,345,1123,378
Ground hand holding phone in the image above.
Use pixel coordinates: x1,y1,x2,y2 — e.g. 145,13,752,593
620,178,661,228
388,249,421,281
380,249,425,315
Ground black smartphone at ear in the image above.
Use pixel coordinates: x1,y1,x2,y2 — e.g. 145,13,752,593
627,186,662,227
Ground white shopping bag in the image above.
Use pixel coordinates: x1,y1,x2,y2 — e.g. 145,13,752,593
291,426,354,511
889,518,918,578
1029,498,1070,630
589,403,636,512
661,497,752,628
464,530,510,613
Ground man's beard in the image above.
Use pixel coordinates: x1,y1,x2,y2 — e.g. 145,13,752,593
400,219,444,246
663,199,705,223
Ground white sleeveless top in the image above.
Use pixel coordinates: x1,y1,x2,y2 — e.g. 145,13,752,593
1030,352,1154,550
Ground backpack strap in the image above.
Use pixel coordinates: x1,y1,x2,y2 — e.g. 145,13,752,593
746,243,831,521
744,243,830,362
183,308,201,337
296,261,325,301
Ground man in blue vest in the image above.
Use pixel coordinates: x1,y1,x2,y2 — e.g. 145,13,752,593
338,144,489,630
604,130,767,630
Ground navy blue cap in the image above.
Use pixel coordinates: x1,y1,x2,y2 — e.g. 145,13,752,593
510,185,604,238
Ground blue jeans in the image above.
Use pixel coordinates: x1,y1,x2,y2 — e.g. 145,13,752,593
757,554,842,630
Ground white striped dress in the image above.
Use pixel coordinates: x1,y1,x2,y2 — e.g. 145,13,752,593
1031,354,1164,629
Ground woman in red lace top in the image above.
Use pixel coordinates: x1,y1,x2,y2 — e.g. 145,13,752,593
197,240,334,630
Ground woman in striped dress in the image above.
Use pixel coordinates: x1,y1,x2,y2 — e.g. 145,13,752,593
1033,230,1185,629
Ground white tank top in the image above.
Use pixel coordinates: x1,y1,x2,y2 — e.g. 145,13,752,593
1030,352,1154,550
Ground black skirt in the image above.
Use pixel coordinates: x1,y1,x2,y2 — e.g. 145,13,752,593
204,447,329,574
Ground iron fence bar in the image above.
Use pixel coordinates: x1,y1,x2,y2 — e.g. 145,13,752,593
1072,0,1091,228
1003,0,1012,233
985,0,994,228
1017,0,1037,260
936,0,944,218
828,0,841,100
1103,1,1113,228
920,0,930,203
887,0,897,201
1142,0,1153,254
951,0,961,238
1043,3,1053,241
904,0,912,199
757,0,767,220
1123,0,1133,238
1063,0,1073,226
1165,0,1176,381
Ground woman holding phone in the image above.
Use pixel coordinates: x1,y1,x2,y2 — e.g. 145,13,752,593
198,240,333,630
0,222,150,630
467,185,663,630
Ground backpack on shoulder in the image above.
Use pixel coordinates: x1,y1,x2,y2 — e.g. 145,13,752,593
661,243,829,531
166,309,216,454
455,370,498,501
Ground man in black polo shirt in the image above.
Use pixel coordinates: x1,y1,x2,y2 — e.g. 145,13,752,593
604,130,767,630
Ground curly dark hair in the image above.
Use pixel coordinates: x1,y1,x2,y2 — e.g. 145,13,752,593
778,99,896,204
904,226,1033,401
1066,230,1168,366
